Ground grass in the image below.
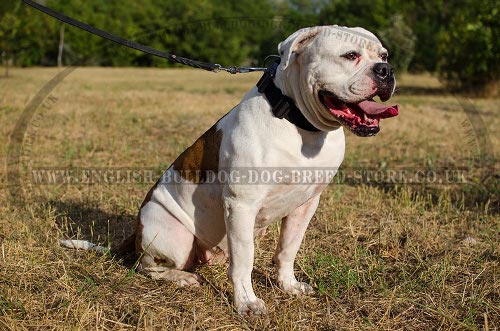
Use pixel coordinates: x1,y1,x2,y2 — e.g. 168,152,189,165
0,67,498,330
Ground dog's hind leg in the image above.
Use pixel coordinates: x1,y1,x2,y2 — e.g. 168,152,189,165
137,200,202,286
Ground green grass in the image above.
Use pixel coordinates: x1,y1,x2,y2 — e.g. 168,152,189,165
0,68,498,330
304,251,360,297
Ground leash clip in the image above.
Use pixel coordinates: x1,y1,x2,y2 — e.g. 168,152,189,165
227,66,238,74
212,64,222,73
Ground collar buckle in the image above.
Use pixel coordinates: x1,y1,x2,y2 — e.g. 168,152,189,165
272,96,293,119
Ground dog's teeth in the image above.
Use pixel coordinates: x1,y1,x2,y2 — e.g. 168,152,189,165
363,113,368,122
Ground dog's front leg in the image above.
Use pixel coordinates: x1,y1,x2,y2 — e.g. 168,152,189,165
273,195,320,295
224,198,267,316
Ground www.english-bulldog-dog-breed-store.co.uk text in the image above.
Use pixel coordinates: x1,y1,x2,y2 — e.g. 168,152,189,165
61,25,399,316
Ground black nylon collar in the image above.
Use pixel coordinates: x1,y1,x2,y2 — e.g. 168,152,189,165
256,60,320,132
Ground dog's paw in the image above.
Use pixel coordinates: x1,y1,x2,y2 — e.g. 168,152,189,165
236,298,267,316
146,268,203,287
174,272,203,287
279,280,315,296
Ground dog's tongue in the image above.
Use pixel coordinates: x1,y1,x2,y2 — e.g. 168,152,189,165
357,100,399,119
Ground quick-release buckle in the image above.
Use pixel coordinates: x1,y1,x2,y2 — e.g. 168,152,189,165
273,96,292,118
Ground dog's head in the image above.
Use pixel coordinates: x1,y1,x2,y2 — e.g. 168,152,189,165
275,26,399,136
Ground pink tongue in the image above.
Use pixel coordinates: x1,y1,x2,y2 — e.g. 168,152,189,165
357,100,399,118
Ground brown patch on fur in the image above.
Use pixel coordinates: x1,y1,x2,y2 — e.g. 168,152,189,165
134,218,144,254
172,125,223,183
131,124,222,255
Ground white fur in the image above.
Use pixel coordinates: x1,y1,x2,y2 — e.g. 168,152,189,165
59,239,109,254
135,26,391,315
62,25,395,316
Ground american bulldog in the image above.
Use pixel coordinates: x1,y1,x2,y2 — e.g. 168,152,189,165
61,25,399,316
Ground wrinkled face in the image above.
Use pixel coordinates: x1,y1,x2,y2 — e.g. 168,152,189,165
277,26,399,136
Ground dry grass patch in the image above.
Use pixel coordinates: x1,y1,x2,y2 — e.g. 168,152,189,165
0,68,498,330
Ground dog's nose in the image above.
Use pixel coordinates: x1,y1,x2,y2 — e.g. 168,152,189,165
373,63,394,81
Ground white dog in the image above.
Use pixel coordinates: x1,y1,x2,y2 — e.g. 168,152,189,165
61,25,398,315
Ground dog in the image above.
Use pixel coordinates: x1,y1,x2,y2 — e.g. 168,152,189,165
61,25,399,316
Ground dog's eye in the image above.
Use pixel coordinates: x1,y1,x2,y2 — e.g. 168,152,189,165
380,54,388,61
342,52,360,61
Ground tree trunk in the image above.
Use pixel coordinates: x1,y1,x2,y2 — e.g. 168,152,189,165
2,51,8,78
57,24,65,67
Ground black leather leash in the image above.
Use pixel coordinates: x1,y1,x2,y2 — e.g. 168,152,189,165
257,60,320,132
22,0,265,74
23,0,320,132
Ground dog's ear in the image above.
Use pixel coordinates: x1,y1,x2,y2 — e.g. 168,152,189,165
278,28,321,70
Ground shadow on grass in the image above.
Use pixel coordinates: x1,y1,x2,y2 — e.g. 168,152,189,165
50,199,136,243
49,199,137,265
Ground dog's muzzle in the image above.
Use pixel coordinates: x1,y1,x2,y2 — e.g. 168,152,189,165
319,62,399,137
373,63,395,102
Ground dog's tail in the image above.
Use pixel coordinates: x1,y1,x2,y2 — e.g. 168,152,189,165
59,239,110,254
59,233,136,256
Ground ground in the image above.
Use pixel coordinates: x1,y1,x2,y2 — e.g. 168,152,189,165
0,68,498,330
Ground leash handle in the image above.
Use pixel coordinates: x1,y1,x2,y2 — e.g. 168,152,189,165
22,0,266,74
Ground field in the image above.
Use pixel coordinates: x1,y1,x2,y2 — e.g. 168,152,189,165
0,67,498,330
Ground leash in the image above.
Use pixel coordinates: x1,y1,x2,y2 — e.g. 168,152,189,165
23,0,320,131
22,0,266,74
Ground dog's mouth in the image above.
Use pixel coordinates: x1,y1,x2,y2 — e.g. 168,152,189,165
319,91,399,137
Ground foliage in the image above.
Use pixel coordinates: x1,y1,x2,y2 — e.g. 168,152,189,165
378,14,416,72
0,0,276,67
436,0,499,95
0,0,498,93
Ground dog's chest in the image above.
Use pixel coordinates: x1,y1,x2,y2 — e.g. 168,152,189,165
221,115,345,227
250,132,344,227
255,182,327,226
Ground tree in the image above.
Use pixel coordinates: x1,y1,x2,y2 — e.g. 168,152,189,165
2,0,497,98
398,0,446,72
378,14,416,73
0,3,21,76
436,0,499,96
